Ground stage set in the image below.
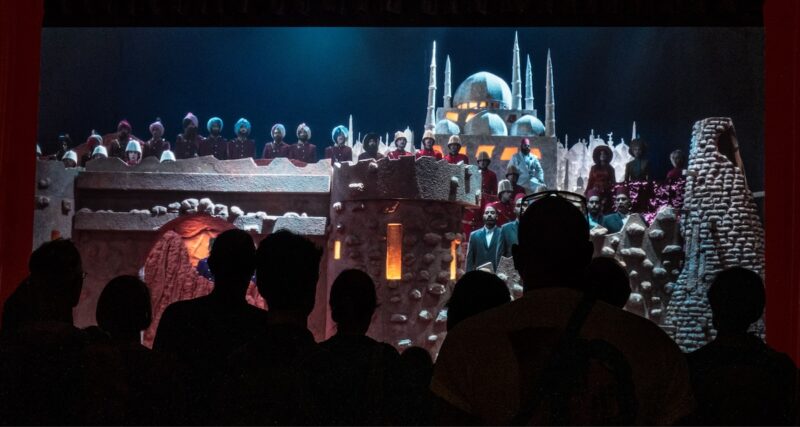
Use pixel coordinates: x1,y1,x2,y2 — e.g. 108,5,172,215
33,32,764,358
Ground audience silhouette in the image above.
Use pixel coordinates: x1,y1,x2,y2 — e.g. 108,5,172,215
0,239,91,425
686,267,798,425
431,194,694,425
153,228,266,424
446,270,511,331
215,229,331,425
321,269,404,425
584,256,632,308
0,226,797,426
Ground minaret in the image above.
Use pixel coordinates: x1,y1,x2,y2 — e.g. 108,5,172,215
443,55,452,108
511,32,522,110
348,114,354,146
525,54,534,113
631,121,637,140
425,41,437,130
544,49,556,138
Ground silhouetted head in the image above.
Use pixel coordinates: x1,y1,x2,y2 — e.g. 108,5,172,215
512,195,592,290
670,149,687,169
96,275,152,341
708,267,765,334
329,269,377,335
208,229,256,292
593,145,613,166
584,257,631,308
256,230,323,316
446,270,510,331
28,238,84,310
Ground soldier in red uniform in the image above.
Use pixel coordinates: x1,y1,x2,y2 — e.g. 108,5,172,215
487,179,517,227
228,118,256,159
200,117,227,160
444,135,469,164
175,113,203,159
144,119,170,160
325,125,353,164
415,130,442,160
504,164,528,198
289,123,317,163
262,124,289,159
108,120,135,159
477,151,498,198
387,131,413,160
357,133,384,161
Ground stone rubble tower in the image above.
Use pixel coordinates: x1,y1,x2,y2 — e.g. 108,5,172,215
443,55,452,108
511,32,522,110
525,54,534,114
425,41,437,131
665,117,765,352
545,49,556,138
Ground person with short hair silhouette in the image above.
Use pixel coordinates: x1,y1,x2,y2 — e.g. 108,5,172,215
431,194,693,425
216,230,331,425
0,239,92,424
446,270,511,331
687,267,797,425
584,256,631,308
321,269,403,425
89,275,186,425
153,228,265,424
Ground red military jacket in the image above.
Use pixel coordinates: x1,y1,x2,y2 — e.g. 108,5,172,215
358,151,385,161
387,150,413,160
324,145,353,164
415,149,443,160
444,153,470,164
487,200,517,228
289,142,317,163
481,168,498,197
199,135,228,160
175,134,203,159
228,137,255,159
262,141,290,159
144,138,170,159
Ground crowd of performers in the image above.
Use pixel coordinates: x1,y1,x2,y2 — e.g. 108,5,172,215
40,113,687,275
465,139,688,273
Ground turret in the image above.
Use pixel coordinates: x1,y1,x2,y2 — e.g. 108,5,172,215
511,32,522,110
525,54,534,113
425,41,437,131
443,55,452,108
545,49,556,138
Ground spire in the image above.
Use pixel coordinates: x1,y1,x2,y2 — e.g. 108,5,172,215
545,49,556,138
511,32,522,110
348,114,354,147
443,55,452,109
425,41,437,130
631,121,637,140
525,53,534,112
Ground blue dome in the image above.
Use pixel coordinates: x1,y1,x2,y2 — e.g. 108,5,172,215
463,111,508,136
510,115,545,136
453,72,512,110
435,119,460,135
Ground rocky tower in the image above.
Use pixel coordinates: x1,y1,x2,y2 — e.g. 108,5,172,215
665,117,765,351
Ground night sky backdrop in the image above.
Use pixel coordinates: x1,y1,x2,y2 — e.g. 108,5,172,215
38,27,763,190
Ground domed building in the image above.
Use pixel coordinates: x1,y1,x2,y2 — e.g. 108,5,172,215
453,72,512,110
423,33,558,190
463,111,508,136
510,114,546,136
435,119,460,135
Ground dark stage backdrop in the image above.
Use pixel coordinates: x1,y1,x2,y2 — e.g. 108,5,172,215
38,27,764,190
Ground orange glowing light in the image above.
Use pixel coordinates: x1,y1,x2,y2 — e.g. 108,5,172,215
465,112,477,122
468,102,478,108
334,240,341,260
476,145,495,158
445,111,459,122
459,147,467,155
433,146,444,154
500,147,519,161
531,148,542,159
478,101,487,108
386,224,403,280
450,240,461,279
